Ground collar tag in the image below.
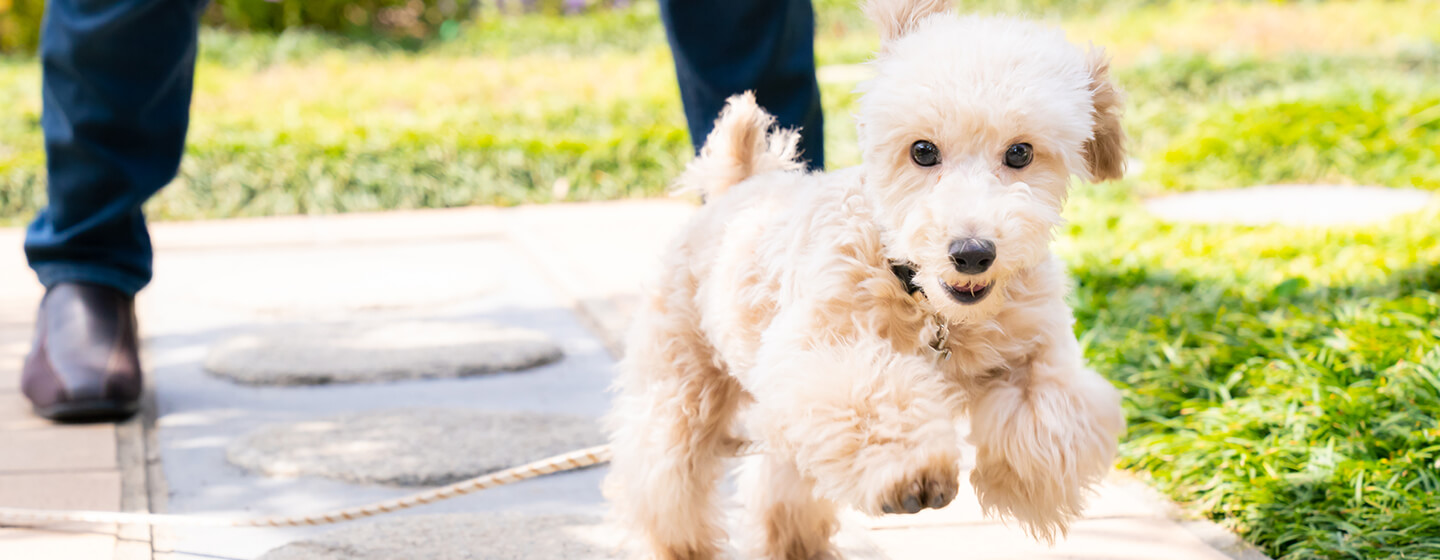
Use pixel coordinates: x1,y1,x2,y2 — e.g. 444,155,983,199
929,318,951,365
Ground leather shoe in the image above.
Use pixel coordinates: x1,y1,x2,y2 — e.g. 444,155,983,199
22,283,143,422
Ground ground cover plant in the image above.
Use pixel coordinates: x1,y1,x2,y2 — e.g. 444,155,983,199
2,1,1440,557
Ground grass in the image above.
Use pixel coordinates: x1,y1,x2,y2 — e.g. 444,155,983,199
3,1,1440,557
1122,48,1440,194
1061,180,1440,559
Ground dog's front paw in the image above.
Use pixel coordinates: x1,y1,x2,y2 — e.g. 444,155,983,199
878,457,960,514
967,372,1124,542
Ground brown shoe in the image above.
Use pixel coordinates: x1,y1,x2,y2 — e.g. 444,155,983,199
22,283,143,422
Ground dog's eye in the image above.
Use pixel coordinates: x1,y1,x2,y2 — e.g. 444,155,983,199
1004,143,1033,169
910,140,941,167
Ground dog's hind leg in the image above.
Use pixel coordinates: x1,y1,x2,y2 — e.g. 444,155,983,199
606,290,746,560
738,453,840,560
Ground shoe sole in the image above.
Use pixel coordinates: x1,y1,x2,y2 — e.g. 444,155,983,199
34,400,141,423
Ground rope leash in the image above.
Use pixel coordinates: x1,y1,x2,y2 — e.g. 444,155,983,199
0,440,766,529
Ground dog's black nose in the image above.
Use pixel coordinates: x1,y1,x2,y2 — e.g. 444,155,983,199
949,238,996,274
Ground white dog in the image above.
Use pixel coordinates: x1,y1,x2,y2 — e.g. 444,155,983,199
605,1,1128,558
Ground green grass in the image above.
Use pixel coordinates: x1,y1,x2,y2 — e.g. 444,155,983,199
1154,85,1440,192
1061,180,1440,559
4,3,1440,557
0,36,694,222
1119,48,1440,193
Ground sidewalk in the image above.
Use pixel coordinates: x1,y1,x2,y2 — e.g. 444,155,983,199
0,230,153,560
0,201,1267,560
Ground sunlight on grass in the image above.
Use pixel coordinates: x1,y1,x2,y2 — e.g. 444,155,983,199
1153,85,1440,192
1058,179,1440,559
816,0,1440,66
1068,0,1440,64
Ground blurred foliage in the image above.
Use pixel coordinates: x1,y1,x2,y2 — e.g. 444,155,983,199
2,0,1436,212
1155,87,1440,192
0,0,43,54
0,0,644,54
202,0,473,42
1116,47,1440,193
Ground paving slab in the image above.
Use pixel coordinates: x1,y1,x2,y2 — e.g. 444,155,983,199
139,212,624,560
0,326,29,395
257,512,620,560
0,471,121,510
0,392,53,431
227,408,604,486
0,228,43,327
0,528,116,559
0,226,129,560
867,516,1234,560
205,321,562,386
0,425,117,473
507,200,695,354
1145,184,1433,226
147,206,508,251
155,240,508,317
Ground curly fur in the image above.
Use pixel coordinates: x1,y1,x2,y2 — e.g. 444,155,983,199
605,2,1128,558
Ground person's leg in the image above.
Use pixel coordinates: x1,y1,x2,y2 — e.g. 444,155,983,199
21,0,206,422
25,0,207,294
660,0,825,170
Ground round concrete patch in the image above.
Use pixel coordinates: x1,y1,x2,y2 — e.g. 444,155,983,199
1144,184,1433,226
227,408,605,486
258,513,620,560
204,321,562,386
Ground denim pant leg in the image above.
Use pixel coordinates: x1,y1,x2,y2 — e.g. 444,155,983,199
659,0,824,170
24,0,208,296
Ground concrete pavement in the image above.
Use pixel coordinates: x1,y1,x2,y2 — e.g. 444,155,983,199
0,201,1268,559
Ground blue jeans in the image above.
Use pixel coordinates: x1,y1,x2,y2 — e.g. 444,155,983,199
25,0,208,296
660,0,823,170
24,0,822,296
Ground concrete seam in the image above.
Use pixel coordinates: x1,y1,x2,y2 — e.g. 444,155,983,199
114,406,153,560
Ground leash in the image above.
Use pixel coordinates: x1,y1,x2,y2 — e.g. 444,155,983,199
0,440,767,529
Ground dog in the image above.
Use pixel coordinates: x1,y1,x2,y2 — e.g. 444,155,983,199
605,1,1128,558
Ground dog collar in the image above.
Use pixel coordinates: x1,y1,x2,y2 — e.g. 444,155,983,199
890,261,952,364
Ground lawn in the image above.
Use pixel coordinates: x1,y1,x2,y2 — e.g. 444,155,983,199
4,1,1440,558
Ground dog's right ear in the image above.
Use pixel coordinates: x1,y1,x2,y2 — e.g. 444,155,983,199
864,0,951,45
1083,48,1127,182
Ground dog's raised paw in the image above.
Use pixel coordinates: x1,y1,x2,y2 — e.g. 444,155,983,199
878,460,959,514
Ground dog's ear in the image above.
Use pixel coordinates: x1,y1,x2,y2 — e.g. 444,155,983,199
1083,48,1126,182
864,0,951,44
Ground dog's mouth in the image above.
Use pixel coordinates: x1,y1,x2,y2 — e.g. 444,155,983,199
941,279,991,305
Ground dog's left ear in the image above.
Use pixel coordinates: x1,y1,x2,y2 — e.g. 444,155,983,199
865,0,951,45
1084,48,1126,182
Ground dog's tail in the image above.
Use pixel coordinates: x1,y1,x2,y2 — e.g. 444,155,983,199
674,92,806,199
